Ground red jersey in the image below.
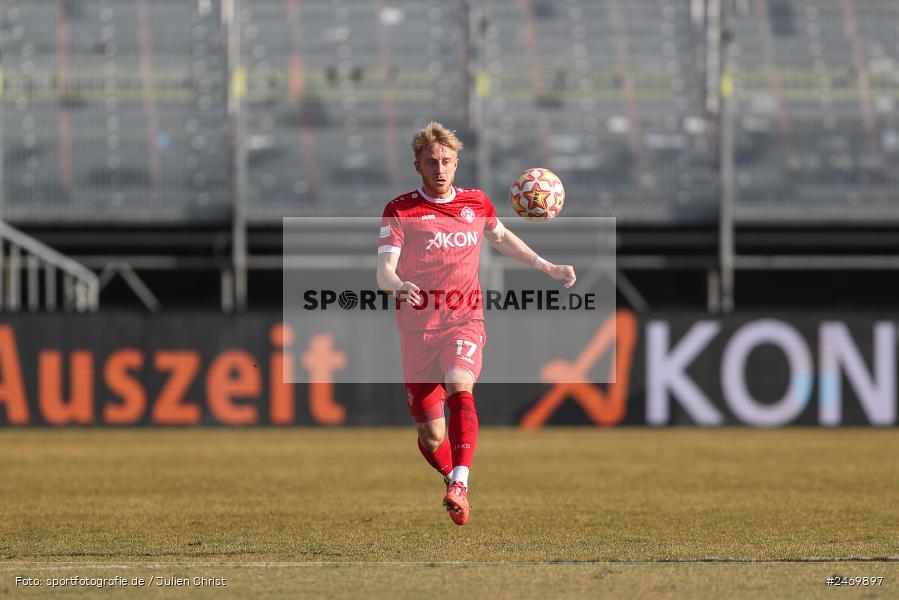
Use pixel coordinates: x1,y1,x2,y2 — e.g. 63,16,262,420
379,186,498,331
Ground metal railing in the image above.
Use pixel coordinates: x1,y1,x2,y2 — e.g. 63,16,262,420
0,221,99,313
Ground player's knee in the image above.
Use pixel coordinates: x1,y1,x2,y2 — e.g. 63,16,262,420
419,432,444,452
444,370,474,396
445,383,474,397
417,420,445,450
418,427,444,451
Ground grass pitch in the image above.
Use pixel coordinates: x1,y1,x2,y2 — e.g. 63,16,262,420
1,428,897,598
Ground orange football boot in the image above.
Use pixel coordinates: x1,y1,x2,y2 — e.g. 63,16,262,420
443,481,470,526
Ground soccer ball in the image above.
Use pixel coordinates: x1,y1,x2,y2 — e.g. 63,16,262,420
509,168,565,221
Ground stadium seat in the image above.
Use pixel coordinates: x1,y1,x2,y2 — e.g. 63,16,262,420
730,0,899,222
1,0,230,223
481,0,716,222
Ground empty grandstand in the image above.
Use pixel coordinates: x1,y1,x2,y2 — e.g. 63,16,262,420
0,0,898,311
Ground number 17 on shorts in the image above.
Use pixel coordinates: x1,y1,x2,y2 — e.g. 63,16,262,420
438,322,486,380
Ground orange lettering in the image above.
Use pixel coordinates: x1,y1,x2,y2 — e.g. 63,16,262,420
0,325,28,424
39,351,94,425
152,351,200,425
270,323,296,425
103,349,146,424
207,350,260,425
521,310,637,428
302,333,346,425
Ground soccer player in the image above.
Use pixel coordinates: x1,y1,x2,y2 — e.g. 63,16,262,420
376,122,575,525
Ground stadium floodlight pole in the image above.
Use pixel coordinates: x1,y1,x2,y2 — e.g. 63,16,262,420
704,0,720,117
465,0,501,291
224,0,248,312
703,0,724,313
718,0,736,314
0,64,5,220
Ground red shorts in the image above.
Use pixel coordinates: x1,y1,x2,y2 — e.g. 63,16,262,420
400,320,486,423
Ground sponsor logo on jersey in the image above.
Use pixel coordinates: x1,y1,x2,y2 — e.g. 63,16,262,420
421,214,436,220
425,231,479,250
379,226,390,238
460,206,476,223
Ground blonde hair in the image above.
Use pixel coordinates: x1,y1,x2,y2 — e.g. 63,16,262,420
411,121,463,158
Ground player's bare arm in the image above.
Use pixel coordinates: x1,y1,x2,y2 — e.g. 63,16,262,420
485,220,577,288
376,251,423,306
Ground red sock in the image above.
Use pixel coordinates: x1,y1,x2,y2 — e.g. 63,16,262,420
447,391,478,468
417,437,452,477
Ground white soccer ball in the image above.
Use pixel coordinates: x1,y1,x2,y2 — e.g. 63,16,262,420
509,168,565,221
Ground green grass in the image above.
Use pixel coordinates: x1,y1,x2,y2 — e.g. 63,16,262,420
1,429,898,598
